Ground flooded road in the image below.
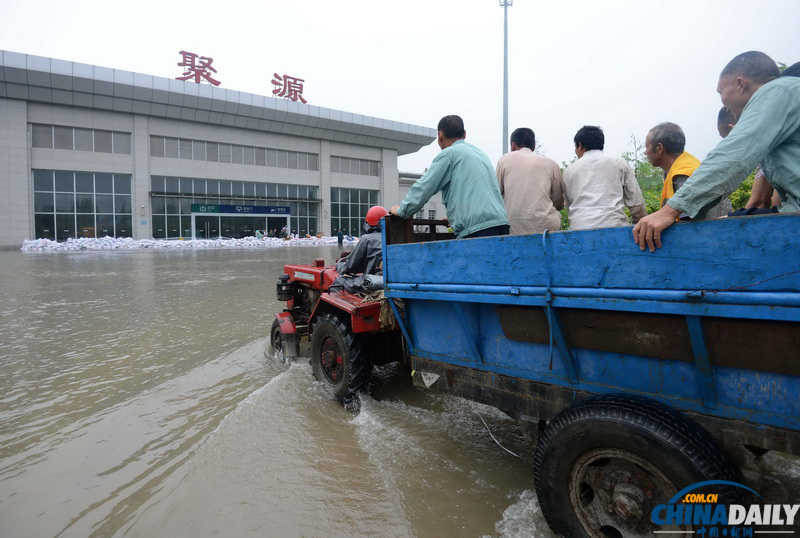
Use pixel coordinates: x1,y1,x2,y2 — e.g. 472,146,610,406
0,247,551,537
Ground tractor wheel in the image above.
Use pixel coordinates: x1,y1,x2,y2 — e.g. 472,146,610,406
310,312,372,409
270,318,283,355
533,394,741,538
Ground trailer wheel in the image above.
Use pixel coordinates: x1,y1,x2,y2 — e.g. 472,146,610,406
310,312,371,409
533,394,741,538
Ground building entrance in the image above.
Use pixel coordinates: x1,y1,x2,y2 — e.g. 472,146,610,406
190,204,290,239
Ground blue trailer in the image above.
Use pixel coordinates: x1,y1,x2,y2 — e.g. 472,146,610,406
273,213,799,536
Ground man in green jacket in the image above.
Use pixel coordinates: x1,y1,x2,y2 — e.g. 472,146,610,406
634,51,800,251
390,115,510,239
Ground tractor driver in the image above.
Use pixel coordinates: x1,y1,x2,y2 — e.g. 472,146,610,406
333,206,387,290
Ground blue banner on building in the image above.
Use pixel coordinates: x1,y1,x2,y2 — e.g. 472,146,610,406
191,204,290,215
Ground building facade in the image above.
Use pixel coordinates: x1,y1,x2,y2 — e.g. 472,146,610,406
0,51,440,248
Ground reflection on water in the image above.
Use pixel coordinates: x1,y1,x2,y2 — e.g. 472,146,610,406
0,248,552,538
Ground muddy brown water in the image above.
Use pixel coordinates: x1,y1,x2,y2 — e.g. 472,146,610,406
0,247,555,538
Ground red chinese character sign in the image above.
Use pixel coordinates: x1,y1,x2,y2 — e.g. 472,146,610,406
176,51,221,86
271,73,308,104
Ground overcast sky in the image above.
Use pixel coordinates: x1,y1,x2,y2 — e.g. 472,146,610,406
2,0,798,174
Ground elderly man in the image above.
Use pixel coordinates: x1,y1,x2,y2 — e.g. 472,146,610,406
563,125,647,230
645,122,731,219
634,51,800,251
495,127,565,235
390,115,509,238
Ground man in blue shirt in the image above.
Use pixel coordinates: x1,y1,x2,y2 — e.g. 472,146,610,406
633,51,800,251
390,115,509,239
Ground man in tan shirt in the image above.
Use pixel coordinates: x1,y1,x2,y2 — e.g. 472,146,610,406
495,127,565,235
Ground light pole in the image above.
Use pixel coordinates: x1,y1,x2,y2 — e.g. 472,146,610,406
500,0,513,154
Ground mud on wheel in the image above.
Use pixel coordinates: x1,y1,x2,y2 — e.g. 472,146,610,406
533,394,742,538
310,312,371,409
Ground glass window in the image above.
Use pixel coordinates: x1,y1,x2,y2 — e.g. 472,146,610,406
243,146,255,165
32,124,53,148
288,152,298,169
150,135,165,157
165,177,179,193
277,150,288,168
96,215,114,237
207,179,219,196
95,173,113,193
244,182,256,197
180,178,193,195
193,179,206,195
35,214,55,240
151,196,166,214
266,149,277,167
165,137,179,158
193,140,206,161
298,153,308,170
361,161,370,176
116,215,132,238
278,184,288,198
179,197,191,214
369,191,378,204
309,154,319,171
76,193,94,213
206,142,218,162
309,186,319,199
179,139,193,159
34,192,55,212
340,189,350,203
151,176,165,193
113,132,131,154
330,157,340,173
75,128,94,151
308,203,318,216
165,197,179,214
267,183,277,197
94,130,113,153
219,144,231,163
34,170,54,191
370,161,380,176
114,175,131,194
297,185,308,199
167,215,180,238
116,195,132,214
256,182,266,197
231,145,243,164
56,214,75,242
255,148,266,166
56,193,75,212
75,172,93,193
152,215,166,238
77,214,95,238
181,216,191,237
331,188,340,203
331,204,339,217
219,180,232,196
54,126,73,150
96,194,114,213
232,181,244,197
55,171,74,192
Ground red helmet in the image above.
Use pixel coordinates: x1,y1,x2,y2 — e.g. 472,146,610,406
365,206,388,226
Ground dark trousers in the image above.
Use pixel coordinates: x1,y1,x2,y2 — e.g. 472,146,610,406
464,224,510,239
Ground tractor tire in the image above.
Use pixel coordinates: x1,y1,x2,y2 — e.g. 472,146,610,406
270,318,283,355
533,394,741,538
310,312,372,409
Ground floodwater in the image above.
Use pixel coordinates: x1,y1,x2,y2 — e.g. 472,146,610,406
0,247,552,538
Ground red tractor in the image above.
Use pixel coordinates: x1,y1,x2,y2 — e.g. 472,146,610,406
270,257,403,409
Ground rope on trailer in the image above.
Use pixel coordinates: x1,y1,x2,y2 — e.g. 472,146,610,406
475,411,522,459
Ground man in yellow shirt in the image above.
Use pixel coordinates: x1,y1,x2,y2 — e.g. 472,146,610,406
644,122,731,219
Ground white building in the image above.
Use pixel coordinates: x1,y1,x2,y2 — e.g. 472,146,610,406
0,51,445,248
